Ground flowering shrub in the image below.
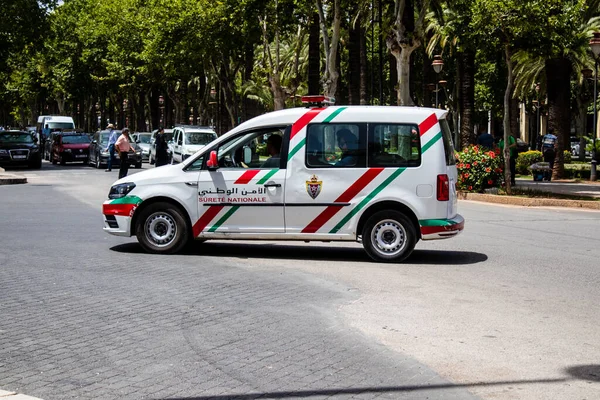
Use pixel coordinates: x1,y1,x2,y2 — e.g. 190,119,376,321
456,145,504,192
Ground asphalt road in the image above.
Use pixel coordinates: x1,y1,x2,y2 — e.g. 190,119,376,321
1,161,599,400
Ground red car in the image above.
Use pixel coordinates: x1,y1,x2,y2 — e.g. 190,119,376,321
52,133,91,165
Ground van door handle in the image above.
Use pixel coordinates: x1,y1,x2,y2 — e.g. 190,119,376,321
264,183,281,188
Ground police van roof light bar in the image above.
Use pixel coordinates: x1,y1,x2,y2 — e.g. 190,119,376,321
301,95,336,107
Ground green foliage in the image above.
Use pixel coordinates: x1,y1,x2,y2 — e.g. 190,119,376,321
456,145,504,192
516,150,543,175
563,150,572,164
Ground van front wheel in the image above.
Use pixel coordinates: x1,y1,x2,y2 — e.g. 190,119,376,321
362,211,416,263
136,202,189,254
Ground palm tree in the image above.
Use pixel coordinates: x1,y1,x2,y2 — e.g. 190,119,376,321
512,1,600,179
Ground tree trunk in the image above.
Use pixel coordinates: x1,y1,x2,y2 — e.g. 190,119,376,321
359,25,368,105
458,50,475,147
390,44,418,106
308,12,321,95
546,57,571,180
317,0,341,98
348,9,361,105
503,45,514,195
510,97,519,145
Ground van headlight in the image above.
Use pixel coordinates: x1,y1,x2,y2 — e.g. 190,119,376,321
108,182,136,199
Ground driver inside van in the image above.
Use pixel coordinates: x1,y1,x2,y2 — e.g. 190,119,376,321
261,134,282,168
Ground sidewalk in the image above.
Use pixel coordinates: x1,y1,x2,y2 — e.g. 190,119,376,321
515,178,600,199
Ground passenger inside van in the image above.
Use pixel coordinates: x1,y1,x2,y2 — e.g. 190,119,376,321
335,129,359,167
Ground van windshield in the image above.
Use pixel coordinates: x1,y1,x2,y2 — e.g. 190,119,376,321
439,118,456,166
186,132,217,145
47,122,75,130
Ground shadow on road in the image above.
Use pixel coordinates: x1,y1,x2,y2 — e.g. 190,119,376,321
564,364,600,382
111,241,487,265
158,377,570,400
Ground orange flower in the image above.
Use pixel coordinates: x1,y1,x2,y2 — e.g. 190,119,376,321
468,186,473,190
485,167,491,173
488,179,493,185
466,164,471,169
464,173,470,178
473,161,478,166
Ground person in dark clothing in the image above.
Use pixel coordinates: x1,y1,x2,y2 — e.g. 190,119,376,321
155,127,170,167
476,127,494,149
541,130,558,181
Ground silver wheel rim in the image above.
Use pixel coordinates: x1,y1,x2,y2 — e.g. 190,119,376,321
371,219,407,257
144,212,177,248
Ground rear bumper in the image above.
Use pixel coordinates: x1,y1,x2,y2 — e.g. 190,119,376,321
420,214,465,240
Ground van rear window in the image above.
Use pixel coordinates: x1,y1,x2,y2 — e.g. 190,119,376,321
439,118,456,166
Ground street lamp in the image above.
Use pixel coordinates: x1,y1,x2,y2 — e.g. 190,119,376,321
432,55,444,108
589,32,600,181
158,95,165,126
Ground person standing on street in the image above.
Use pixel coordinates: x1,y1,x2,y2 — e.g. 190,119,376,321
541,129,558,181
105,124,118,172
476,126,494,149
154,127,170,167
115,128,135,179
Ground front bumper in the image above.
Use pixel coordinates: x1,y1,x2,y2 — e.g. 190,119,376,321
60,151,88,162
102,198,140,237
420,214,465,240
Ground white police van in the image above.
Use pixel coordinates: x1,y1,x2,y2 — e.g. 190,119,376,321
103,96,463,262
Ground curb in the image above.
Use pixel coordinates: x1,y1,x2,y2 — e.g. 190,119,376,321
0,390,43,400
458,192,600,210
0,174,27,185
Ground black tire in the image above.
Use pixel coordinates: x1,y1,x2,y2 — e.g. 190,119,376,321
135,161,142,169
361,210,416,263
136,202,190,254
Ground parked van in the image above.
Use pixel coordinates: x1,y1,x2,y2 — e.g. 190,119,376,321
102,97,464,262
37,115,76,140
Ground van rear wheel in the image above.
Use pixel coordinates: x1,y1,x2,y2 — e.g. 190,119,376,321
136,202,189,254
362,210,416,263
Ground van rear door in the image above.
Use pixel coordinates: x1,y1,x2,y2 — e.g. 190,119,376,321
439,118,458,218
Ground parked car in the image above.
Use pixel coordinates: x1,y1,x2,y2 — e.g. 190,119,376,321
0,130,42,169
51,133,91,165
132,132,152,162
88,129,143,169
148,128,173,164
170,125,218,163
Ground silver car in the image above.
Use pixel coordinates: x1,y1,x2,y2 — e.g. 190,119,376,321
149,128,173,164
133,132,152,162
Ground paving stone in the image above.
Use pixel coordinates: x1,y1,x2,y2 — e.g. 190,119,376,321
0,185,478,400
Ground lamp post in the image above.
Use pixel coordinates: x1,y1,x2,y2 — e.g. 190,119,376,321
158,95,165,126
95,102,101,130
122,99,128,128
432,55,444,108
589,32,600,181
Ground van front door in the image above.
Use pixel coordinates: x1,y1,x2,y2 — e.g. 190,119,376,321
194,128,288,236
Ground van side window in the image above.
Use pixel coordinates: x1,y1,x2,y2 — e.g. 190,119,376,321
305,124,366,168
210,127,288,169
368,124,421,168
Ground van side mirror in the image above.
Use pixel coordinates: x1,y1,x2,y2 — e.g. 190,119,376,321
207,150,219,170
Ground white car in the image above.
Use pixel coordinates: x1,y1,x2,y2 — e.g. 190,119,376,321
170,125,218,164
102,97,464,262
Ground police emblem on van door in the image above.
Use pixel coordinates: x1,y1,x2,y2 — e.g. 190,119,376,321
306,175,322,199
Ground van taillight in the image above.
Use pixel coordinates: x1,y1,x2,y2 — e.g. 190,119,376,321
437,174,449,201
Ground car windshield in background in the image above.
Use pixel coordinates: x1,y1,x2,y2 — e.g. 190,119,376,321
100,134,110,145
186,132,216,145
137,135,151,144
0,133,33,144
62,135,90,144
